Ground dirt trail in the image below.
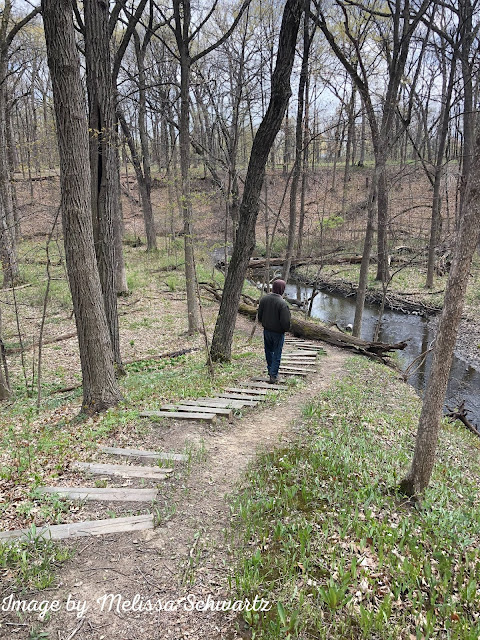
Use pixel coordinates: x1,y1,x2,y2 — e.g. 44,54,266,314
3,347,347,640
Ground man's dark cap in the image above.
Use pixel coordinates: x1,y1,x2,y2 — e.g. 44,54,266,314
272,279,286,295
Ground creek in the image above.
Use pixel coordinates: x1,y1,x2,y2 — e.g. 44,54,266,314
285,283,480,427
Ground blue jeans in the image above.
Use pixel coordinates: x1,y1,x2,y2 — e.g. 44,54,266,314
263,330,285,378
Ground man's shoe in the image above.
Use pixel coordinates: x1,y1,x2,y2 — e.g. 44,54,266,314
268,375,277,384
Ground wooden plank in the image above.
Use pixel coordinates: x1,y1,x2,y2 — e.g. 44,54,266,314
216,393,259,404
72,462,172,479
0,514,154,542
161,403,232,417
279,365,316,373
278,369,308,377
180,398,246,409
224,387,268,396
283,351,318,356
140,410,216,423
100,446,187,462
251,377,287,384
38,487,157,502
241,382,285,390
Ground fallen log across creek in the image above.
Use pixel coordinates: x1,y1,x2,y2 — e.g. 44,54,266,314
237,302,408,360
200,284,408,363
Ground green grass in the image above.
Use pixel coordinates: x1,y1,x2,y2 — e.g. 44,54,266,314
228,357,480,639
0,525,71,592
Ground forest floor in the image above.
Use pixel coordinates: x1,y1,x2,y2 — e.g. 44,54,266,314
2,169,480,638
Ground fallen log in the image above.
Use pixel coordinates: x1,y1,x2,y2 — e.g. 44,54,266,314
234,255,367,270
6,331,77,354
237,302,407,358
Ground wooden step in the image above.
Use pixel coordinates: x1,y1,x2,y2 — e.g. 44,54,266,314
72,462,172,479
242,382,285,390
282,358,318,363
251,377,288,384
224,387,268,396
38,487,157,502
280,365,316,373
140,410,216,423
161,403,232,417
283,351,318,356
278,369,308,377
180,398,246,409
100,446,187,462
216,393,259,404
0,514,154,542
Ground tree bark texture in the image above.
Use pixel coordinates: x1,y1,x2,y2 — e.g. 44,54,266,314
210,0,303,362
400,128,480,496
42,0,122,413
84,0,123,370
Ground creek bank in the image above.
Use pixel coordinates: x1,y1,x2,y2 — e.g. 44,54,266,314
289,271,443,316
288,271,480,372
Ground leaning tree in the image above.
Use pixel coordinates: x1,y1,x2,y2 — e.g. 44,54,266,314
211,0,304,362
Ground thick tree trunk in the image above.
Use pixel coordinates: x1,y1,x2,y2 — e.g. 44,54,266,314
400,128,480,497
211,0,303,362
42,0,122,413
84,0,123,371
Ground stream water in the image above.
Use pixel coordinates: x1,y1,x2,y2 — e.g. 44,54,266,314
285,284,480,427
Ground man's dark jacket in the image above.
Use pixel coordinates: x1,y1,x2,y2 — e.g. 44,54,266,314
257,294,291,334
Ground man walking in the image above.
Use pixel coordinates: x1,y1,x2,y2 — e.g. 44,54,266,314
257,279,291,384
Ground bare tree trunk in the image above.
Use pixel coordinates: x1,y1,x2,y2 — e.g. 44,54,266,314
400,128,480,497
0,302,10,400
211,0,303,362
352,173,377,337
296,66,310,259
342,86,356,213
283,2,310,283
133,28,157,252
173,0,201,333
0,54,18,286
84,0,123,371
42,0,122,413
426,54,456,288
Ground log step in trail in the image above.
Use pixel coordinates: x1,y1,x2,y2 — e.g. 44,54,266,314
72,461,173,479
